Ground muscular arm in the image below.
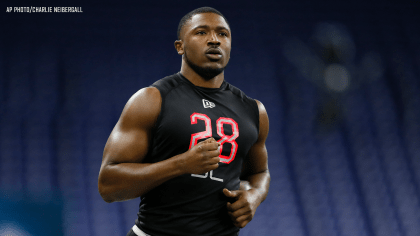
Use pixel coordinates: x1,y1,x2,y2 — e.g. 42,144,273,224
223,100,271,228
98,87,220,203
240,100,270,200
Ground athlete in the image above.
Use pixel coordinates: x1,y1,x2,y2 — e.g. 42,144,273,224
98,7,270,236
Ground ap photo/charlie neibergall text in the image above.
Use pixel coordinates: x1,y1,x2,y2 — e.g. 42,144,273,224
6,7,83,13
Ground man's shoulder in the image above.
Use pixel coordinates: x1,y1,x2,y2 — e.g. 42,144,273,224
119,86,161,129
128,87,161,109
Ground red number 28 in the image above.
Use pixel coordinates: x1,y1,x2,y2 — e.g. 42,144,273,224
189,113,239,164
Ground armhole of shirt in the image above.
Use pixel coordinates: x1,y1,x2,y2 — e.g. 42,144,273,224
225,82,260,143
150,84,165,129
251,98,260,141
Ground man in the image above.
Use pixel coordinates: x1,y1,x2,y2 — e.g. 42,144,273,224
98,7,270,236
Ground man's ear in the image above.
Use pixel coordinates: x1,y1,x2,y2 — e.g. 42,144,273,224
174,40,184,55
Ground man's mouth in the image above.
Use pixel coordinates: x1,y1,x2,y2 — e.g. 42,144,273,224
206,48,222,54
205,48,222,60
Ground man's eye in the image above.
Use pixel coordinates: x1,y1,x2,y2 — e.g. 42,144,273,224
197,31,206,35
219,32,228,37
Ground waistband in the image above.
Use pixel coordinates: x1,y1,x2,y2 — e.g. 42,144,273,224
132,225,150,236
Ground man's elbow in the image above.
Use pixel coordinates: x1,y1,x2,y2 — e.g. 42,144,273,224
264,169,271,179
98,185,115,203
98,173,116,203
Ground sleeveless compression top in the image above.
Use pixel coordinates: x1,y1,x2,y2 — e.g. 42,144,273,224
136,73,259,236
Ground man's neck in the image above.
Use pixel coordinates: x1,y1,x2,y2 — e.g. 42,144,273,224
180,61,224,89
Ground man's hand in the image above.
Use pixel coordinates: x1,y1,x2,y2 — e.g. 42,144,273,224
223,188,262,228
180,137,221,175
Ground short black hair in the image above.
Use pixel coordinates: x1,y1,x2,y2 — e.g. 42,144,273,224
177,7,230,40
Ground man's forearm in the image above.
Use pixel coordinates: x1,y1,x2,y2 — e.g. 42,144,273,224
98,155,185,203
242,170,270,203
99,138,221,203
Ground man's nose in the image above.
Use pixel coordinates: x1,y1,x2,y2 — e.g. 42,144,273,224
207,32,221,46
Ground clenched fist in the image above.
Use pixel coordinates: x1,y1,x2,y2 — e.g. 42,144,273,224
179,137,221,175
223,188,261,228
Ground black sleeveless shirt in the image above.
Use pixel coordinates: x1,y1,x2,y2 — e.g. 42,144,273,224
136,73,259,236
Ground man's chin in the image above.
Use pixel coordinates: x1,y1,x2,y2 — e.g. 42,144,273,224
196,67,225,80
187,62,226,80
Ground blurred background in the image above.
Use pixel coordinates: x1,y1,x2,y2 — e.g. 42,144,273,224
1,0,420,235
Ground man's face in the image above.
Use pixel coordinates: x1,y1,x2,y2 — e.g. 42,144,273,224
179,13,231,79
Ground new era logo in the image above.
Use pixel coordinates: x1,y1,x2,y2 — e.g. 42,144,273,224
202,99,215,108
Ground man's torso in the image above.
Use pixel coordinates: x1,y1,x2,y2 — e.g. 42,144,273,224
136,73,259,236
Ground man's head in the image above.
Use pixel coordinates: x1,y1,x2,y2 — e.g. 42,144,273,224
175,7,231,80
177,7,230,40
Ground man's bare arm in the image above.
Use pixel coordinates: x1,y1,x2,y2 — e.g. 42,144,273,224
98,87,220,203
240,100,270,201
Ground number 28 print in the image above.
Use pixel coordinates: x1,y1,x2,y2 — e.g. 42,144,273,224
189,112,239,164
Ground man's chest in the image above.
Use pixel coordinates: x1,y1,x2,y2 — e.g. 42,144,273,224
156,86,259,163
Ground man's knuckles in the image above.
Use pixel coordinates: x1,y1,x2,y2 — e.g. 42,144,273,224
203,143,219,151
195,143,218,153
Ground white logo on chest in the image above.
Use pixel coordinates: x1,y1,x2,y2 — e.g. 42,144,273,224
202,99,215,108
